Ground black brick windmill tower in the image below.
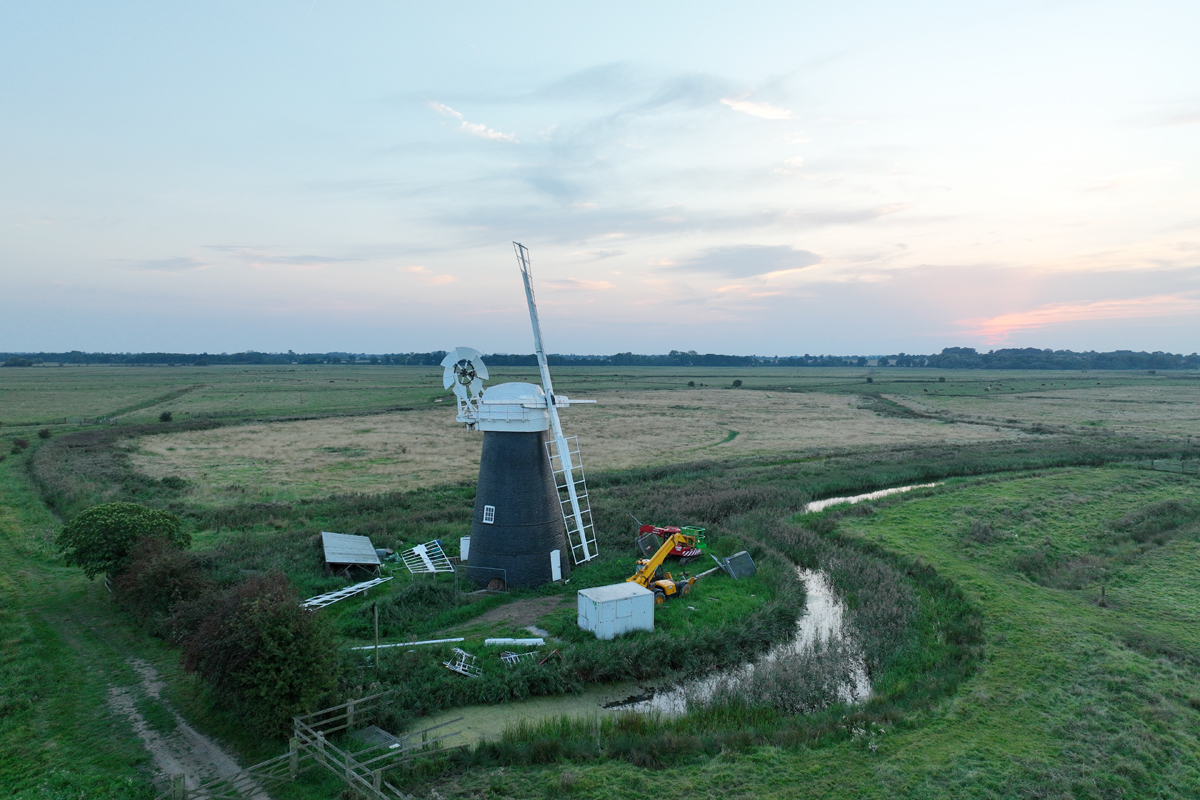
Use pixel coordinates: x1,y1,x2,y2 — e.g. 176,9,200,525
439,242,599,589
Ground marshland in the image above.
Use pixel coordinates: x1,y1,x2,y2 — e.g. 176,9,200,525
2,363,1199,798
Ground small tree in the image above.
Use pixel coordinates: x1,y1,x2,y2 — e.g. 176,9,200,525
114,537,211,632
732,379,743,388
56,502,188,579
38,428,52,439
179,574,338,735
159,411,173,423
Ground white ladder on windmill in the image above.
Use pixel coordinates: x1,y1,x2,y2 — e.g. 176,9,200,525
545,435,598,566
514,241,599,564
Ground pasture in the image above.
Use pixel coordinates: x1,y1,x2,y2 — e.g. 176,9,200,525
1,363,1198,799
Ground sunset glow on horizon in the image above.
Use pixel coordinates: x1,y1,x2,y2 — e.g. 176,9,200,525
2,1,1198,356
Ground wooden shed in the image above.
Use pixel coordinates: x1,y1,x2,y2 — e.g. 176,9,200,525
321,531,382,577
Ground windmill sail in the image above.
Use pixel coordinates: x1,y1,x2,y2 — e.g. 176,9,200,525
513,242,599,564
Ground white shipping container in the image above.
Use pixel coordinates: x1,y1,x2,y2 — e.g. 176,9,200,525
577,583,655,640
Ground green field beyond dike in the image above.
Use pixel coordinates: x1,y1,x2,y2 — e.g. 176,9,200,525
1,366,1198,799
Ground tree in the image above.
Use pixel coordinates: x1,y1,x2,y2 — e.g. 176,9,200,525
159,411,173,422
114,537,211,631
179,574,338,735
732,379,743,388
56,502,188,579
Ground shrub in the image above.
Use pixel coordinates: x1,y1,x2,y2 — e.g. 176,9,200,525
37,428,51,440
11,438,30,453
965,519,998,543
1108,499,1198,544
160,476,188,490
687,381,695,387
114,537,211,631
732,379,743,388
178,573,339,736
866,377,874,384
56,502,188,579
159,411,173,423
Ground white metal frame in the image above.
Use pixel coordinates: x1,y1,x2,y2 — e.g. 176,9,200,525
545,435,598,566
399,540,455,574
301,577,393,610
514,241,598,564
443,648,482,678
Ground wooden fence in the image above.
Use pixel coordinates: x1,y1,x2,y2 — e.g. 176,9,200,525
1134,459,1200,475
157,690,461,800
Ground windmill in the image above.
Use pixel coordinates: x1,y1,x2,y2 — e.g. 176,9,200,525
438,243,599,589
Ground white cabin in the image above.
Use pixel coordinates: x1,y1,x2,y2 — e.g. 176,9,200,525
577,583,654,640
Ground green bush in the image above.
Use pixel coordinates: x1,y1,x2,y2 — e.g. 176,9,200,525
113,537,211,632
55,502,188,579
1108,499,1199,544
178,573,339,736
159,411,173,423
37,428,51,440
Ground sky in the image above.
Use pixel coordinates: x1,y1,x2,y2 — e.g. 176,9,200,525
2,1,1199,356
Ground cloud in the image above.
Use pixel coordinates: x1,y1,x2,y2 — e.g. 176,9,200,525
774,156,805,175
128,257,208,272
401,265,456,285
959,294,1200,344
540,278,615,291
428,101,518,142
673,245,821,278
204,246,358,269
428,101,463,119
720,97,795,120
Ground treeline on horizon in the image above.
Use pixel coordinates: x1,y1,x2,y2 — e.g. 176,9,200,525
3,346,1199,371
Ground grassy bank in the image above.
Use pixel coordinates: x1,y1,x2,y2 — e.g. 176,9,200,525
413,465,1200,799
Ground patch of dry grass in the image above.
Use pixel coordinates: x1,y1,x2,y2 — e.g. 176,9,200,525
131,390,1019,503
906,384,1200,439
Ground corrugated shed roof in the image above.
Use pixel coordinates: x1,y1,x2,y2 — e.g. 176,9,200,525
321,531,381,566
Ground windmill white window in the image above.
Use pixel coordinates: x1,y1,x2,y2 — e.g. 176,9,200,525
483,505,495,524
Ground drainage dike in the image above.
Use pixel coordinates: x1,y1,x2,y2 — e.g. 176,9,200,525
605,568,870,714
402,485,944,743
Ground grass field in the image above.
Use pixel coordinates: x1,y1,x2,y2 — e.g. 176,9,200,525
2,365,1199,799
422,467,1200,799
128,387,1022,503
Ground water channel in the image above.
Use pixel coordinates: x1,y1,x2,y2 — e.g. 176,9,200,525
402,486,936,745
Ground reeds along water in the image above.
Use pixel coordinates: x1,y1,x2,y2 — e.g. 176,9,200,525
614,569,872,716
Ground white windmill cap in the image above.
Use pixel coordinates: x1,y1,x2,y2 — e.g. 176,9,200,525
476,382,550,432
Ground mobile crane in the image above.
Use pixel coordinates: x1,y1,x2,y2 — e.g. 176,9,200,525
626,531,719,604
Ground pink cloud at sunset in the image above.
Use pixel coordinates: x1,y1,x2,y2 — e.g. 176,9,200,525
959,295,1200,345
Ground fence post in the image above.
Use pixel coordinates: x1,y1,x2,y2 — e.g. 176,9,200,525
289,737,298,778
373,769,382,791
347,699,356,728
344,749,352,781
316,731,327,766
171,773,187,800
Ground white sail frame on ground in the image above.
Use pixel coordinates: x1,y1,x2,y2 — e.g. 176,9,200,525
300,576,393,610
545,435,599,566
514,241,598,563
399,540,455,574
